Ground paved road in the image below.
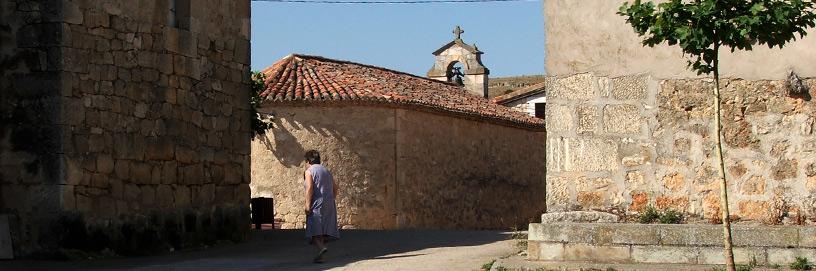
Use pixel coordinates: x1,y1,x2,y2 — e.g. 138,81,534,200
3,230,519,271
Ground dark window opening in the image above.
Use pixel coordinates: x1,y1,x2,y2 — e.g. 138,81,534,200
534,103,546,119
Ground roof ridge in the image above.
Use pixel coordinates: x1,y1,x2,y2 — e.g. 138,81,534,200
492,81,548,104
290,54,464,88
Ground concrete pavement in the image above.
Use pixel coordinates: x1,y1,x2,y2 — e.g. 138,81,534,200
2,229,519,271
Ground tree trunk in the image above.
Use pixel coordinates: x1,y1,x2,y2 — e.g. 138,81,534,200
713,44,736,271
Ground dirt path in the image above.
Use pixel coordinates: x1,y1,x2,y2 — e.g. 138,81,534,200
4,229,520,271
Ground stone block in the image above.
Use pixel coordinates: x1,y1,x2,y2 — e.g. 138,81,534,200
659,225,722,246
547,74,596,101
141,185,156,206
611,224,659,245
540,211,620,223
533,242,564,261
96,154,114,174
631,245,697,264
145,137,174,160
124,183,140,202
800,227,816,248
733,226,798,247
156,185,173,208
767,248,816,266
611,75,648,100
531,223,598,244
174,185,191,208
564,244,630,263
545,104,573,133
698,247,767,266
603,104,642,134
130,162,152,184
215,186,234,203
195,184,215,205
576,105,598,134
0,215,12,259
548,137,618,172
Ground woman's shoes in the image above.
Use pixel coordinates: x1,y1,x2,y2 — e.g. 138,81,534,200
313,247,328,263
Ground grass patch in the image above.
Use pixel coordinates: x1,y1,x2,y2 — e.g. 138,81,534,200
638,206,683,224
482,260,496,271
791,256,813,270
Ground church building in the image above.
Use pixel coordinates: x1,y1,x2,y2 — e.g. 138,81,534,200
249,41,547,230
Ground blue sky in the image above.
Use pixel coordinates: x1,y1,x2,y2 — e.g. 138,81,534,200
250,1,545,77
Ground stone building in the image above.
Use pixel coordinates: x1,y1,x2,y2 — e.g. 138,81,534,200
541,0,816,223
427,26,490,98
251,54,546,230
492,82,547,118
1,0,252,257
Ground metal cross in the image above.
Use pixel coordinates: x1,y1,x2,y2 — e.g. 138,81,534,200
453,25,464,40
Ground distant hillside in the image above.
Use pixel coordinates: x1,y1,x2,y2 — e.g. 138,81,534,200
488,75,547,98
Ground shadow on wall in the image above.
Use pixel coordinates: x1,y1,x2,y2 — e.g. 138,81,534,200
258,115,352,168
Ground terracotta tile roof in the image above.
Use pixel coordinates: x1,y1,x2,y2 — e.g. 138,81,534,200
491,81,547,105
260,54,545,130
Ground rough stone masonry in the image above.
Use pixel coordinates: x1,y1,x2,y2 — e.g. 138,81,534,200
1,0,252,257
543,0,816,223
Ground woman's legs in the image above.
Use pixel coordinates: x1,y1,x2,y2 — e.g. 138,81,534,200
313,235,326,250
312,235,328,263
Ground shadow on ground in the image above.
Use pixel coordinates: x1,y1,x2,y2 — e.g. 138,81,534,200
3,229,511,271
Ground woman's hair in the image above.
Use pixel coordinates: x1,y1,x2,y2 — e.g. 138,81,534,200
304,150,321,165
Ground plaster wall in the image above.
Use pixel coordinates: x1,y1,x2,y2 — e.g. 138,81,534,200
504,94,547,116
251,105,547,229
543,0,816,79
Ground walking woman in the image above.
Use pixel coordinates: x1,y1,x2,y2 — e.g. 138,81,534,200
303,150,339,263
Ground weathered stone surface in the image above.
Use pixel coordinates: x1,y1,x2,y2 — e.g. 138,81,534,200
655,196,689,212
659,225,722,246
603,104,642,134
610,224,659,245
733,226,798,247
533,242,564,261
547,73,596,101
771,159,798,180
540,211,619,223
737,200,771,221
0,215,12,259
629,192,649,212
546,176,571,208
564,244,630,263
697,247,767,265
767,248,816,266
546,104,573,133
576,191,604,208
576,105,598,134
661,173,685,192
611,75,648,100
632,246,697,264
740,176,766,196
548,138,618,172
800,227,816,248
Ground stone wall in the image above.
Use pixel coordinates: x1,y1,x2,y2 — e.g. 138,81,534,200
252,106,398,229
545,73,816,223
543,0,816,80
528,222,816,266
251,105,547,230
0,0,252,257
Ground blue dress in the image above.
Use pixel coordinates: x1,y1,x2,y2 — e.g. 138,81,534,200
304,164,340,242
